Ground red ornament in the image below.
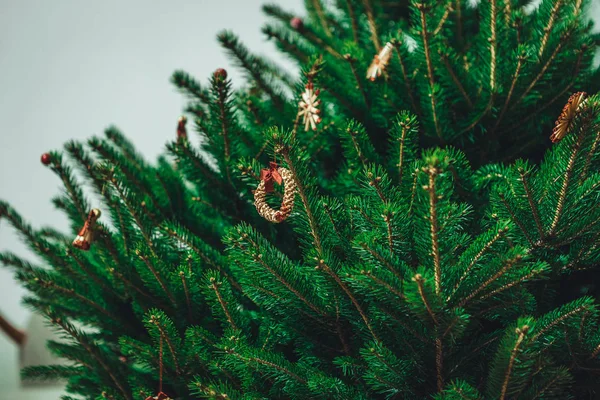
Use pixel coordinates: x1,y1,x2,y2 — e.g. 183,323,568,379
290,17,303,30
177,116,187,139
259,162,283,193
41,153,51,165
214,68,228,80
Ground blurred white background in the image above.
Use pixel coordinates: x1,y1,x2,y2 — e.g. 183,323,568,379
0,0,301,398
0,0,599,399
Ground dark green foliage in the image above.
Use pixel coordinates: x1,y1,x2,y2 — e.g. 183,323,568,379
2,0,600,399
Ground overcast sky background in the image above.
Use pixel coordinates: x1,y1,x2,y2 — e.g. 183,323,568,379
0,0,302,326
0,0,599,397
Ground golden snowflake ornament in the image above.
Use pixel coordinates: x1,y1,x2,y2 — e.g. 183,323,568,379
298,82,322,131
366,42,394,81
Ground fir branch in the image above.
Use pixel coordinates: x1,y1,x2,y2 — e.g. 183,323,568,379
457,254,522,308
396,121,409,184
499,325,529,400
538,0,563,58
379,304,430,344
344,54,370,110
66,248,123,301
498,193,535,246
361,270,405,300
163,225,241,292
433,2,453,36
208,276,238,330
105,127,147,172
362,0,381,50
478,267,545,302
0,204,70,267
368,173,387,203
107,174,154,249
370,346,410,386
217,31,284,109
310,0,332,38
214,77,232,182
36,278,120,324
588,342,600,360
392,39,420,116
263,25,310,63
424,166,442,295
416,3,443,140
0,251,37,274
108,267,155,304
171,70,211,104
489,0,497,92
435,337,444,392
344,0,359,43
408,168,419,216
322,201,349,244
519,169,543,237
149,315,183,376
136,251,177,306
280,147,324,256
530,303,590,344
91,138,164,218
317,259,380,342
439,51,473,108
489,53,526,137
229,351,307,385
508,48,584,131
412,274,443,391
113,203,131,257
179,271,193,322
512,35,569,110
50,315,132,400
413,274,438,325
449,227,505,302
454,0,463,48
49,155,88,221
358,242,403,280
548,120,586,235
580,127,600,182
237,233,327,317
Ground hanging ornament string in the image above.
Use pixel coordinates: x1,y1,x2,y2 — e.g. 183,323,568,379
145,333,171,400
366,42,394,81
254,161,296,223
159,335,163,394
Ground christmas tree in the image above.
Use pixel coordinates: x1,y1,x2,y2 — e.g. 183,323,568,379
2,0,600,398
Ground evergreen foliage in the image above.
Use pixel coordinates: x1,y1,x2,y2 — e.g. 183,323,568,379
2,0,600,398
